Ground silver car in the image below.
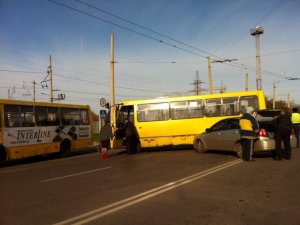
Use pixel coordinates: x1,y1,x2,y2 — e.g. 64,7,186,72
193,111,296,158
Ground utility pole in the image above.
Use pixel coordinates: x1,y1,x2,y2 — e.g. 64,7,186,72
49,55,53,103
208,58,237,94
192,71,205,95
110,33,116,128
245,73,249,91
250,26,264,90
272,81,276,109
8,86,16,99
33,81,36,102
207,56,213,94
195,71,199,95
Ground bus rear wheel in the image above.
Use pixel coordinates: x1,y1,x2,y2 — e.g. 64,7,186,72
60,141,71,157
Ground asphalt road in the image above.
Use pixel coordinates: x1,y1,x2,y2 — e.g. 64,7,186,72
1,147,300,225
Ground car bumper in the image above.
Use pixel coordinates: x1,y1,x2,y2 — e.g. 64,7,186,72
253,136,297,152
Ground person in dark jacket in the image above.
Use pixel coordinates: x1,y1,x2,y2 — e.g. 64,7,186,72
239,106,259,161
121,117,140,154
274,109,292,160
99,120,113,158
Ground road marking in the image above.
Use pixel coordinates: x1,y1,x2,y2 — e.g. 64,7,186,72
0,168,28,174
53,159,242,225
40,166,112,183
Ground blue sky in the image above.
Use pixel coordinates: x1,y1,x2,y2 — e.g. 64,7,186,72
0,0,299,112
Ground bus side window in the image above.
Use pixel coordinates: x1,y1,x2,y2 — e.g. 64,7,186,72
222,97,239,116
35,106,47,126
171,101,188,120
5,112,11,127
137,103,169,122
188,100,203,118
137,111,146,122
47,107,59,126
205,98,222,117
81,109,89,125
240,95,259,113
60,108,82,125
4,105,22,127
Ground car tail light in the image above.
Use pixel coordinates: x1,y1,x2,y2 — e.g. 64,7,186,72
259,128,268,137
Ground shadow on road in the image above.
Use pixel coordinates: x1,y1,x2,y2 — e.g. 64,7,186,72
0,147,98,168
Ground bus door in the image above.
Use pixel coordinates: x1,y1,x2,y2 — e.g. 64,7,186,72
112,105,134,149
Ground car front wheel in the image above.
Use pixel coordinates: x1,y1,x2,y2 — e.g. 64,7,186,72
195,139,206,153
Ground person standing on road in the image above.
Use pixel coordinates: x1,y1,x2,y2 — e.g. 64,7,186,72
292,107,300,148
274,109,292,160
99,120,113,158
239,106,259,162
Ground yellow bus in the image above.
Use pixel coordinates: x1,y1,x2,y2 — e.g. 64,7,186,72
0,99,93,163
112,90,266,149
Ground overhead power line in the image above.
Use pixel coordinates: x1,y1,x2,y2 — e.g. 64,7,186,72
73,0,217,58
0,69,44,74
47,0,298,81
48,0,208,58
0,68,166,94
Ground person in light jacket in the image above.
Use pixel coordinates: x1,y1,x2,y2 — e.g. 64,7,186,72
291,108,300,148
239,106,259,161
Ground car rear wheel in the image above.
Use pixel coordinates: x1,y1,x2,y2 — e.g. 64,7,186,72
235,142,243,159
195,139,206,153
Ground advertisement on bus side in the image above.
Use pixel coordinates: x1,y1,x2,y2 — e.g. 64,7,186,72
3,125,91,147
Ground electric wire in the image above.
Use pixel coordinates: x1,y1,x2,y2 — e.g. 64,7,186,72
73,0,216,58
48,0,207,58
73,0,294,79
0,69,166,94
1,0,298,103
47,0,298,80
1,1,297,84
